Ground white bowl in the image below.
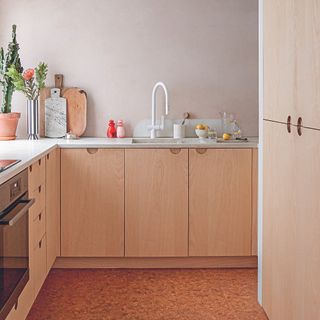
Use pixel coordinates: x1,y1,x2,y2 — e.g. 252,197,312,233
195,129,208,139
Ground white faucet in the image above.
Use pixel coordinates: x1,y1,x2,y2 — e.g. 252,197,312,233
149,81,169,139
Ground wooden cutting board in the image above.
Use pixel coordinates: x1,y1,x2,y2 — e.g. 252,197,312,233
40,74,87,137
64,88,87,137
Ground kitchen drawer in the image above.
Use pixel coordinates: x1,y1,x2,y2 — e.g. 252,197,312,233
30,210,46,250
33,234,47,297
28,157,45,191
29,184,45,220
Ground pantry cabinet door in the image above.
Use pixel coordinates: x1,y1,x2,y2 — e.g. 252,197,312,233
189,148,252,256
61,149,124,257
296,1,320,129
264,0,297,123
45,148,61,270
125,149,188,257
262,120,298,319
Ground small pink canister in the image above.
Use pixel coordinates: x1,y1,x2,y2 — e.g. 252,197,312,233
116,120,125,138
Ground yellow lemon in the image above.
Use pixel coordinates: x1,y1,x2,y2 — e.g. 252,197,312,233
223,133,231,140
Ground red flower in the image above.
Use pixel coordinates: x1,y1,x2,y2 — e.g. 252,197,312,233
23,69,34,81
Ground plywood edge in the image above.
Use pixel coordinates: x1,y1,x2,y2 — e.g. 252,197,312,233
53,256,258,269
251,149,258,255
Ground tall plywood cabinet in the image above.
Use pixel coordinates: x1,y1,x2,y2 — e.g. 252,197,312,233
61,149,124,257
263,0,320,318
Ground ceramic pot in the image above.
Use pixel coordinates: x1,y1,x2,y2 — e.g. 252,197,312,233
0,112,21,140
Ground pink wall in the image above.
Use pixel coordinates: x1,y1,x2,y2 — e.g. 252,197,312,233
0,0,258,137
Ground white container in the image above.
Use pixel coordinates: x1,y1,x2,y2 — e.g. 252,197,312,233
195,129,208,139
173,124,186,139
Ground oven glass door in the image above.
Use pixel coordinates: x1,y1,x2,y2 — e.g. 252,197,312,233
0,199,30,317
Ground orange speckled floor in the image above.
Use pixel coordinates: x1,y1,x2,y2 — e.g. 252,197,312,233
27,269,268,320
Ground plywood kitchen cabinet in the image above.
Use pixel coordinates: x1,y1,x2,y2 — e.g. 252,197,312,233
45,148,61,271
265,0,320,129
263,121,320,319
189,149,252,256
263,0,297,124
125,149,188,257
61,149,124,257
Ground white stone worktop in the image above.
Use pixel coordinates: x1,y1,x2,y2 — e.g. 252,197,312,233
0,137,258,185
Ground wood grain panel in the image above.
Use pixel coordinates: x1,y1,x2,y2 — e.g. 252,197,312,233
264,0,297,123
262,121,297,319
46,148,61,270
61,149,124,257
251,148,258,255
296,1,320,129
125,149,188,257
54,256,257,269
189,149,252,256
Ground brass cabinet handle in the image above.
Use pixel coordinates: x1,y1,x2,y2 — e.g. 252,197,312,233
87,148,98,154
170,149,181,154
196,148,207,154
297,117,302,136
287,115,292,133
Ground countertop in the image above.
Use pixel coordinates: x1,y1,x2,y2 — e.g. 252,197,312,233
0,137,259,185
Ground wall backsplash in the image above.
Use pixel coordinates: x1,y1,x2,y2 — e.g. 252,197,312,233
0,0,258,138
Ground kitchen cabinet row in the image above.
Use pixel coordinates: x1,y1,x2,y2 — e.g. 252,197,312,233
7,149,60,320
61,148,257,258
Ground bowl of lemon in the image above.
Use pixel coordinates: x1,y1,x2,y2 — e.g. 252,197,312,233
195,124,209,139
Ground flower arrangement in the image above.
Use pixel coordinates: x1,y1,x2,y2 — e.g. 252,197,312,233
7,62,48,100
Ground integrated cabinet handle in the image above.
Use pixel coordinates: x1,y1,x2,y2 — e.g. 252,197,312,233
196,148,207,154
39,240,42,248
29,165,32,173
38,212,42,221
38,159,41,166
38,185,42,193
170,148,181,154
287,115,292,133
87,148,98,154
46,154,50,160
297,117,302,136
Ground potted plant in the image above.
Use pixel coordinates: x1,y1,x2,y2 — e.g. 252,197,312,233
0,25,23,140
7,61,48,140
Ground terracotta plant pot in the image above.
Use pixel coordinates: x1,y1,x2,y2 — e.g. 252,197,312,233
0,112,21,140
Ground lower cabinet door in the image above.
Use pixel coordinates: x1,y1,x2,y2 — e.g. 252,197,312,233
61,149,125,257
125,149,188,257
263,121,320,319
33,234,47,297
189,148,252,256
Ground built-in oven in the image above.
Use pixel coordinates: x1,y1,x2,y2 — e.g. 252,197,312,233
0,169,34,320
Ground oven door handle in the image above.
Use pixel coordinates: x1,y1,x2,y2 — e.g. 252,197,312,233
0,198,35,226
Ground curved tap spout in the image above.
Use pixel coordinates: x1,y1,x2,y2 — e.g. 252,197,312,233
150,81,169,139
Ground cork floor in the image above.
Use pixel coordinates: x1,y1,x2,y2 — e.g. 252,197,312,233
27,269,268,320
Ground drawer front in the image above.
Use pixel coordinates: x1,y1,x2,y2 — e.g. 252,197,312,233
33,234,47,297
28,157,45,191
29,184,45,221
30,210,46,250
